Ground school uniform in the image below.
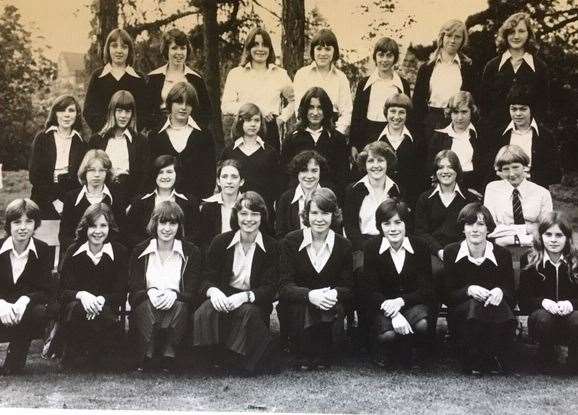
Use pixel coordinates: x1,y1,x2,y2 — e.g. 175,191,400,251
279,228,353,360
492,120,561,187
129,238,202,362
89,129,150,205
125,190,200,249
428,123,489,192
146,64,212,131
148,117,216,201
198,193,241,255
58,241,128,363
443,240,516,370
519,253,578,354
280,128,350,201
480,51,549,132
29,128,88,219
193,230,279,372
350,71,412,152
0,237,52,373
84,65,147,132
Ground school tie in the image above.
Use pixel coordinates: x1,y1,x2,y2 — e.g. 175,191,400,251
512,188,525,225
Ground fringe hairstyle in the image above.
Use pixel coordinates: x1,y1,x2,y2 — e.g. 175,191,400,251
99,90,137,136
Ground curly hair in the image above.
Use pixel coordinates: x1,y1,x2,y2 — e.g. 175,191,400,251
301,187,342,228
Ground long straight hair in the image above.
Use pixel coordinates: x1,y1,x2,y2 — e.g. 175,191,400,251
99,90,137,136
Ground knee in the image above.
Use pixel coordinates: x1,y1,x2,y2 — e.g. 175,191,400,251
413,318,429,335
377,330,397,344
566,311,578,333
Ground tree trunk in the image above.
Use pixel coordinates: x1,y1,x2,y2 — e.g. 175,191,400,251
282,0,305,78
97,0,119,54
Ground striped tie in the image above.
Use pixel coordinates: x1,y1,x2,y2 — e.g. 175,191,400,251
512,188,525,225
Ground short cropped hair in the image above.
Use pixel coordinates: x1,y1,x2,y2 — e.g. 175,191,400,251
505,84,535,108
4,198,41,235
230,191,268,231
301,187,343,228
445,91,479,122
232,103,266,140
74,203,119,243
457,202,496,234
373,37,399,63
240,27,276,67
357,141,397,175
383,93,412,117
77,149,113,185
433,149,463,184
102,28,135,66
494,144,530,171
165,81,199,115
496,12,537,54
288,150,329,179
296,86,335,131
161,28,192,61
310,29,340,62
146,200,185,240
45,95,83,133
375,198,410,236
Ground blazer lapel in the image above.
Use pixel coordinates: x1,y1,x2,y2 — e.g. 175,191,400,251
249,244,265,288
0,252,14,288
290,202,300,230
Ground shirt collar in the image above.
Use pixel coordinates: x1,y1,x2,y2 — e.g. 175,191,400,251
159,116,201,133
499,50,535,72
428,183,466,199
148,64,200,77
0,237,38,258
435,123,477,139
99,63,140,78
242,62,279,71
364,70,405,91
299,227,336,252
233,136,266,150
455,240,498,266
75,185,113,206
308,61,338,74
45,125,82,140
543,254,568,268
109,129,133,143
305,127,324,136
355,175,397,196
291,184,307,204
378,125,413,142
502,118,540,136
227,230,266,252
379,236,414,255
434,53,462,67
73,241,114,261
138,238,184,259
141,189,188,201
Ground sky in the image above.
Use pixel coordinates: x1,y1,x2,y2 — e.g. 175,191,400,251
2,0,487,61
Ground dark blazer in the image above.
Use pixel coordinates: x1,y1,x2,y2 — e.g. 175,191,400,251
83,66,147,132
480,54,549,131
146,68,212,131
360,236,434,313
198,199,224,251
518,252,578,314
492,124,561,187
414,186,479,254
89,129,150,200
343,179,402,252
200,231,279,311
350,74,412,152
128,238,202,308
279,229,353,304
412,54,478,130
148,127,216,200
59,241,128,309
0,238,51,305
125,192,200,249
28,130,88,219
442,241,515,308
427,127,489,192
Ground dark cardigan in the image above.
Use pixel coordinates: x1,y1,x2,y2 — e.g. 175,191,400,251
480,54,550,131
88,130,150,200
83,67,147,133
360,236,434,313
414,187,478,254
412,55,478,131
200,231,279,311
442,241,515,308
125,192,200,249
350,74,412,152
146,69,212,131
59,241,128,309
128,238,202,308
280,128,350,201
343,179,402,252
427,127,489,192
148,127,216,200
518,252,578,314
28,130,88,219
0,238,51,305
198,199,224,251
279,229,353,304
491,124,561,187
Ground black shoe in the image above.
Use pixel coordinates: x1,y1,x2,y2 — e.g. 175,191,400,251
487,356,511,375
160,356,177,373
294,356,312,371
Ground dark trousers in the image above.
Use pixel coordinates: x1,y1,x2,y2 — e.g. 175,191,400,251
529,309,578,348
0,303,49,370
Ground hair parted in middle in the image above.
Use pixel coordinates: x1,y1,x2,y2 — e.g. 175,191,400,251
240,27,276,67
74,202,119,243
77,149,113,186
99,90,137,136
232,102,266,140
102,28,135,67
296,86,335,131
165,81,199,115
45,95,84,133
